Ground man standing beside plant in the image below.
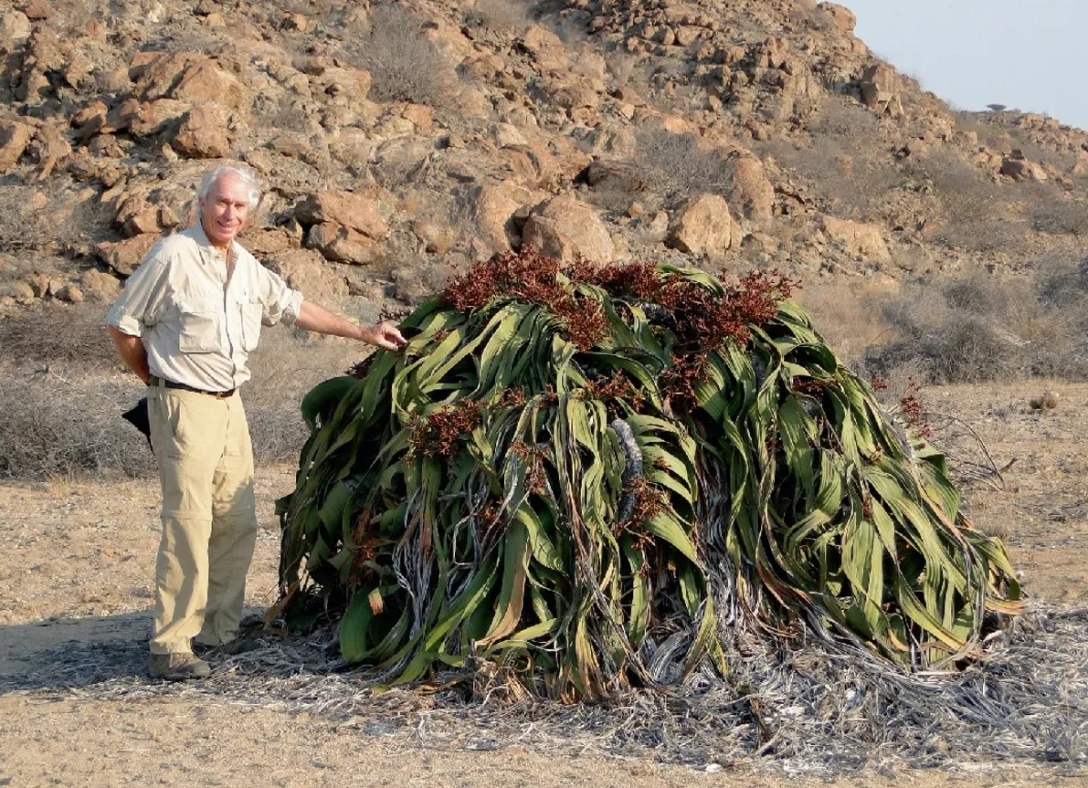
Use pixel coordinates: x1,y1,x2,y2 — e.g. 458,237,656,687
106,164,405,680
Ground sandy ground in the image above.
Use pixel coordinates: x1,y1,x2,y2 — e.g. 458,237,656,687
2,381,1088,787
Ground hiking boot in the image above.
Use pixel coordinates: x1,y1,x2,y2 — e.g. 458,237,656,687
149,652,211,681
192,636,263,657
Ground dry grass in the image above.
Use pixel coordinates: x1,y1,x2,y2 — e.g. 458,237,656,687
793,278,898,368
0,306,373,479
339,4,460,108
6,604,1088,772
633,126,729,202
863,266,1088,384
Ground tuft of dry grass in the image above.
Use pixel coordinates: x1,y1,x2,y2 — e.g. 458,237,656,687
0,307,376,478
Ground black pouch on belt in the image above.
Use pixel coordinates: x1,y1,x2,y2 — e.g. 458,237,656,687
121,397,152,447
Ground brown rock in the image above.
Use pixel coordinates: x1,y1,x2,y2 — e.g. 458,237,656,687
97,66,131,94
21,0,54,21
757,37,789,70
859,63,904,117
0,119,33,172
121,206,162,237
135,53,249,114
519,25,568,72
821,216,890,262
311,66,372,104
521,194,615,264
172,104,232,159
7,279,35,303
129,99,192,138
295,191,389,240
500,143,562,190
0,11,31,49
96,234,160,276
818,2,857,33
279,12,308,32
725,155,775,220
242,227,298,257
461,183,526,256
25,272,66,298
63,53,94,90
305,222,381,265
667,194,733,257
99,97,141,135
30,124,71,178
55,284,83,303
78,268,121,301
72,100,109,138
411,217,455,255
1001,153,1047,182
263,248,348,298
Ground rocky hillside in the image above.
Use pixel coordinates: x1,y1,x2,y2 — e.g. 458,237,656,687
1,0,1086,321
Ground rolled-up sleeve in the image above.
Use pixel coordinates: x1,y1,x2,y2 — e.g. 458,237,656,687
256,264,304,327
105,253,170,337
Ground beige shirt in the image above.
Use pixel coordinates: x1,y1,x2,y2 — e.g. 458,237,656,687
106,224,303,391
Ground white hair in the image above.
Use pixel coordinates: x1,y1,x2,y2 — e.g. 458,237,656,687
197,165,261,208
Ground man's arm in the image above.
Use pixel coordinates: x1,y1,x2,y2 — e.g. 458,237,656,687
294,301,407,351
106,325,152,384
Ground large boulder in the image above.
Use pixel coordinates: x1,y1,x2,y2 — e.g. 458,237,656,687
0,119,33,172
0,11,31,50
78,268,122,302
96,234,160,276
859,63,904,117
263,248,349,299
821,216,891,263
132,52,250,114
304,223,381,265
667,194,733,257
1001,151,1047,182
818,2,857,33
171,104,232,159
724,154,775,220
294,190,389,240
521,193,615,264
459,182,530,259
518,25,568,73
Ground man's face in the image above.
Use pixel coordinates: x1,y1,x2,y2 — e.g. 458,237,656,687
199,173,250,249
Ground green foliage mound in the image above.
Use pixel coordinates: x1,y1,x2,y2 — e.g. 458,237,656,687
277,251,1022,700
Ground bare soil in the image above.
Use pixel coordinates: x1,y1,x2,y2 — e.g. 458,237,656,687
2,382,1088,787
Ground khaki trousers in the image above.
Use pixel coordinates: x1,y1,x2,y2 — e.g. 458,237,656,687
147,385,258,655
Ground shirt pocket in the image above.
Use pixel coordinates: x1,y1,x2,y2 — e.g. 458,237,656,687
176,295,222,353
240,293,263,352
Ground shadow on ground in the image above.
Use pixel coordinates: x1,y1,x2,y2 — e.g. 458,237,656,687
0,611,150,691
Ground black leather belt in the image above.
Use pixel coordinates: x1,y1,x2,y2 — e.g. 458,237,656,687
149,375,235,399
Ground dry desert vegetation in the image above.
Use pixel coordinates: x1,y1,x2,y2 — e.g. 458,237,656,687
4,0,1088,785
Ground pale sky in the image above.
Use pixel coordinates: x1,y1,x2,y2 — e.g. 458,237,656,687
843,0,1088,131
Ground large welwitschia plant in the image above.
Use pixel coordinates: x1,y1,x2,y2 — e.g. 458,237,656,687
277,251,1022,700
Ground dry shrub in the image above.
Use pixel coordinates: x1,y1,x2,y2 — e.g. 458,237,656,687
758,101,897,221
902,148,1028,254
864,268,1088,383
0,371,154,479
634,126,728,201
0,302,119,371
464,0,533,33
0,308,377,478
794,278,897,367
341,4,459,107
0,178,112,253
1028,187,1088,236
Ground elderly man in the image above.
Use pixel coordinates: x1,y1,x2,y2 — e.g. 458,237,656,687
106,164,405,680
